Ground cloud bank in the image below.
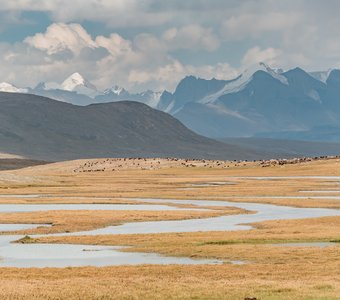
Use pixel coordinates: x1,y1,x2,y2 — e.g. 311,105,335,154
0,0,339,91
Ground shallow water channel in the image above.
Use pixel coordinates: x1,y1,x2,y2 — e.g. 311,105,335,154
0,202,218,267
0,199,339,267
0,235,221,268
70,198,340,235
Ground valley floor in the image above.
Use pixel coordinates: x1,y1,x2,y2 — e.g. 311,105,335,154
0,157,339,299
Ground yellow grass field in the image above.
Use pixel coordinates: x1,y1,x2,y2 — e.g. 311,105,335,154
0,206,247,235
0,157,339,299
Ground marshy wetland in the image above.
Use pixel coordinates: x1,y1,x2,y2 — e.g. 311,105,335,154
0,157,339,299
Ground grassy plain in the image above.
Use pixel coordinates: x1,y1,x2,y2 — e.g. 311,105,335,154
0,157,340,299
1,157,340,208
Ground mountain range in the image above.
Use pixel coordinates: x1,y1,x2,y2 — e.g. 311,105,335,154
0,92,262,161
2,90,340,161
2,63,340,142
0,72,162,107
161,63,340,141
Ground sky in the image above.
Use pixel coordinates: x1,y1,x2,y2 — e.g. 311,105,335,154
0,0,339,92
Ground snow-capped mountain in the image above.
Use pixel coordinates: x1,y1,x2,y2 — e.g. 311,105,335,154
3,64,340,141
61,72,93,91
27,73,101,104
104,85,126,96
24,73,162,106
0,82,28,93
309,69,333,83
159,62,288,114
96,86,162,107
138,90,163,108
60,72,101,98
157,63,340,140
198,62,288,105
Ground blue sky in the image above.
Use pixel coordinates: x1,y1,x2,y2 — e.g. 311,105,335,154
0,0,339,92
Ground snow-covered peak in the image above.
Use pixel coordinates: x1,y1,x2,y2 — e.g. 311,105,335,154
309,69,333,83
60,72,101,97
0,82,28,93
61,72,97,92
104,85,126,96
244,62,288,85
199,62,287,104
138,90,163,108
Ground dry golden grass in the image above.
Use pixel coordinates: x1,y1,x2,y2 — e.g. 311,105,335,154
0,206,247,235
7,216,338,299
1,157,340,208
0,261,339,300
0,157,340,299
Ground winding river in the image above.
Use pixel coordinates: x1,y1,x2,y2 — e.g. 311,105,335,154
0,198,339,267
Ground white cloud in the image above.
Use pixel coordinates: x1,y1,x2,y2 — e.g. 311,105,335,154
242,46,281,67
162,25,220,51
0,22,236,92
0,0,172,28
127,61,238,91
95,34,132,58
221,12,300,40
2,1,340,91
131,24,220,56
24,23,96,55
